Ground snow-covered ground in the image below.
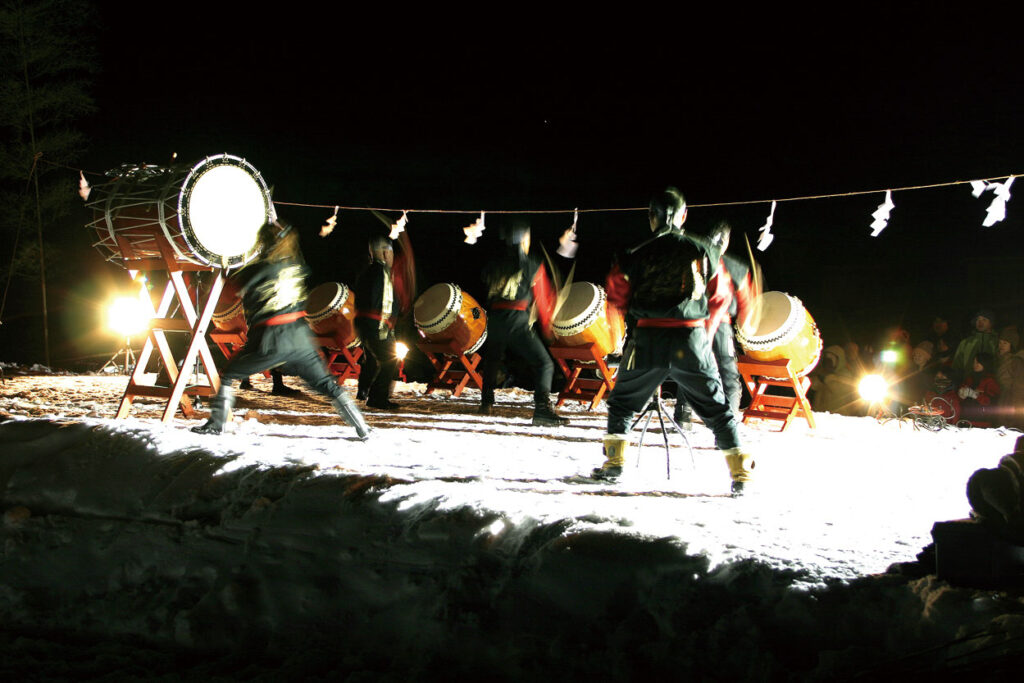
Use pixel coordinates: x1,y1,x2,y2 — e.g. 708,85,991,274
2,367,1024,680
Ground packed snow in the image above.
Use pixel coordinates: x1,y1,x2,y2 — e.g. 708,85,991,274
2,367,1024,680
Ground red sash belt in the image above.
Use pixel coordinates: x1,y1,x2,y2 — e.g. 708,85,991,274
260,311,307,326
357,312,395,328
492,300,528,311
636,317,704,328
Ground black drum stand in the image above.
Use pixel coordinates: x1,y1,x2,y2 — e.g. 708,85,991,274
631,386,695,479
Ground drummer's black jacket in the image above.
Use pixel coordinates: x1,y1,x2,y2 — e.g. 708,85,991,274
355,260,394,334
232,257,309,327
607,232,710,323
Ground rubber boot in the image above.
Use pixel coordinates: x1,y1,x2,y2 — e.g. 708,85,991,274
533,400,568,427
333,394,371,440
192,384,235,434
592,434,628,481
723,447,755,496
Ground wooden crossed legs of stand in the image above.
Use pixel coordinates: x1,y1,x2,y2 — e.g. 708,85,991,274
736,356,816,431
313,338,363,384
549,343,616,410
416,340,482,397
116,267,224,423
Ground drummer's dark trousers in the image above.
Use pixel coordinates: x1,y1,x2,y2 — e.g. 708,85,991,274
677,322,743,417
480,309,554,407
608,326,740,451
220,322,349,402
354,317,398,404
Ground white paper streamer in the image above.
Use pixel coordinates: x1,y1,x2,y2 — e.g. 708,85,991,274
78,171,91,201
464,212,485,244
983,177,1014,227
389,211,408,240
756,201,776,251
320,206,339,237
869,190,895,236
557,208,579,258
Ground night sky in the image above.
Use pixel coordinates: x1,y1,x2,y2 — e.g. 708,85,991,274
74,4,1023,357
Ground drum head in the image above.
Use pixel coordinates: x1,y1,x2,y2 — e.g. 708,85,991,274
748,291,795,338
553,282,601,336
306,282,346,317
178,154,272,268
414,283,458,330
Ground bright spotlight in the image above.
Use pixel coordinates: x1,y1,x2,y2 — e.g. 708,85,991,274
879,349,899,364
107,296,150,337
858,374,889,403
395,341,409,360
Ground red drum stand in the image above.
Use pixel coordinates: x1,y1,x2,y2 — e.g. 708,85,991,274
114,231,223,422
550,342,617,410
736,356,816,431
416,340,483,397
312,335,363,384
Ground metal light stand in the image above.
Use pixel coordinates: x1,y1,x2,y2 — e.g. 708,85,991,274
101,336,136,374
632,386,696,479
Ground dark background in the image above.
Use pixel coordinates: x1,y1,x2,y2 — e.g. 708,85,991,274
7,4,1022,366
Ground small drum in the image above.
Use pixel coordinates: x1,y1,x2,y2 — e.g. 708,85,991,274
211,281,247,334
414,283,487,355
736,291,822,378
305,282,359,349
551,282,625,357
88,154,273,269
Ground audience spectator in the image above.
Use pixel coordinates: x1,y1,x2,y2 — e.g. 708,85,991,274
997,326,1024,428
924,315,960,367
957,351,1001,427
952,309,998,376
894,340,937,409
925,366,962,423
810,345,858,415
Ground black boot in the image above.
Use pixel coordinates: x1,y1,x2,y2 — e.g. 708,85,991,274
333,394,371,440
533,400,568,427
192,384,234,435
673,399,693,432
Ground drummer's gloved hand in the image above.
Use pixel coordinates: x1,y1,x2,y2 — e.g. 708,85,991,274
959,386,979,400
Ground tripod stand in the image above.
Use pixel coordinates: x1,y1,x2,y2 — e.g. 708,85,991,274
631,386,696,479
101,336,136,375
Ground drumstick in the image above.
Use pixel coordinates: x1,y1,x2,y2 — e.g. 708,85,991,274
742,234,765,335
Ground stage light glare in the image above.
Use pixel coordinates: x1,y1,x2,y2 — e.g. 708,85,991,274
185,164,267,262
395,341,409,360
107,297,150,337
880,349,899,364
858,374,889,403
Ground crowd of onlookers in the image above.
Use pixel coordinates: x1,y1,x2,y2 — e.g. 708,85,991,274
809,310,1024,429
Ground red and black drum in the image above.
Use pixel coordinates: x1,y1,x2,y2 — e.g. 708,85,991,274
550,282,625,357
210,280,247,334
88,154,273,269
413,283,487,355
736,291,822,379
305,282,359,349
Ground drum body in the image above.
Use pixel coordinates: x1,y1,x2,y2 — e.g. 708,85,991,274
414,283,487,354
736,291,822,378
551,282,625,357
211,281,247,334
305,282,359,349
88,154,273,269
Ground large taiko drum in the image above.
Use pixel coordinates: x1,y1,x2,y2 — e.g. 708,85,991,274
305,282,359,349
414,283,487,355
551,282,625,357
211,281,247,334
87,154,273,269
735,291,822,379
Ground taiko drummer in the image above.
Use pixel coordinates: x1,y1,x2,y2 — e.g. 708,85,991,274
479,222,569,427
594,188,755,495
191,220,370,440
355,235,403,410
